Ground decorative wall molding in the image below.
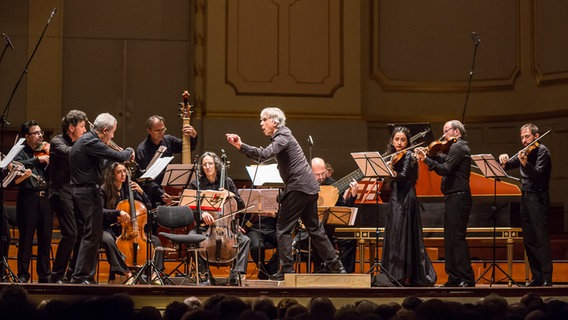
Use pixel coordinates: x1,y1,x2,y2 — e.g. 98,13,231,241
370,0,521,92
226,0,343,96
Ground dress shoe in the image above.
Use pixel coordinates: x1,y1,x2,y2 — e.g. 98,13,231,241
542,281,553,287
18,274,30,283
459,281,475,287
70,278,97,285
228,273,245,286
525,279,544,287
257,271,269,280
38,278,50,284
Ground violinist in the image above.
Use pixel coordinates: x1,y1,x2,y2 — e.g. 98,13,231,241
381,127,436,286
13,120,52,283
188,152,251,286
498,123,552,287
48,110,88,283
415,120,475,287
70,113,135,285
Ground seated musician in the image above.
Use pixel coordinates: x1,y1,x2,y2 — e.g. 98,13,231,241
240,206,279,280
188,152,251,286
101,162,164,282
310,157,358,273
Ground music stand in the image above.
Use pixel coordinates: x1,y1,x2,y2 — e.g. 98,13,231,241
350,151,399,285
160,163,193,189
472,154,518,287
129,156,174,285
317,206,358,226
0,138,25,283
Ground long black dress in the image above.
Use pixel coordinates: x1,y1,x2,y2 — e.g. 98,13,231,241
381,152,437,286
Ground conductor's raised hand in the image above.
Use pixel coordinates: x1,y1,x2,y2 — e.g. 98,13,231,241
225,133,242,149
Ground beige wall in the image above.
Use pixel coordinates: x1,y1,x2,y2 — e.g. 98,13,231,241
1,1,566,224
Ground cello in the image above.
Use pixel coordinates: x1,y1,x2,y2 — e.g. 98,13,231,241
198,153,238,265
115,172,149,267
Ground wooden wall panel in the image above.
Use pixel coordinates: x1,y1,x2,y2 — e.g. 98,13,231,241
226,0,342,96
533,0,568,85
370,0,520,92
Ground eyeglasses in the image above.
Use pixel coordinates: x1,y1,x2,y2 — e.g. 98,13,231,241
28,130,44,136
152,127,167,133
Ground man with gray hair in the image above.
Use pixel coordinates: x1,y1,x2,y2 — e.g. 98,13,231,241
226,107,346,281
415,119,475,287
70,112,134,284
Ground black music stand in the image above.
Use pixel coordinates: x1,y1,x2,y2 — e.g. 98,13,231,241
472,154,518,287
128,156,174,285
351,151,400,285
0,139,25,283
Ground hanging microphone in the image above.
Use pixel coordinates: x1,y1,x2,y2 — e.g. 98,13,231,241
2,33,14,50
307,135,314,147
471,32,482,47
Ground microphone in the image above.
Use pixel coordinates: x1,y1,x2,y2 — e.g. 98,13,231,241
307,135,314,147
221,149,227,160
471,32,482,47
48,8,57,24
2,33,14,50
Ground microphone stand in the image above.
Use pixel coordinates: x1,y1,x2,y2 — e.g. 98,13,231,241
461,32,481,123
0,33,14,68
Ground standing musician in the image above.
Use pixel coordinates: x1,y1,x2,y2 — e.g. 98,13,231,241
13,120,52,283
48,110,88,283
499,123,553,287
226,107,346,281
188,152,251,286
381,127,436,286
136,115,198,206
70,113,135,285
415,120,475,287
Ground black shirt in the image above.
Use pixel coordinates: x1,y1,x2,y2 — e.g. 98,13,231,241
135,134,197,185
49,133,73,191
240,126,319,197
504,143,551,192
70,130,134,186
424,138,471,195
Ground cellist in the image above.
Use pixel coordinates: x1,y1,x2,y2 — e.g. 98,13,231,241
101,162,164,282
188,151,251,286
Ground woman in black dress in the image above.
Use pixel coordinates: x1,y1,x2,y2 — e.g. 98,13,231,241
381,126,437,286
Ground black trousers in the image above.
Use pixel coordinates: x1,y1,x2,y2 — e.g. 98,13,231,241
521,191,552,282
276,191,337,272
71,186,103,282
247,226,279,274
443,192,474,284
50,185,79,280
16,190,52,281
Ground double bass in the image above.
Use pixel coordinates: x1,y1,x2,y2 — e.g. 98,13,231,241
115,172,149,267
198,153,238,265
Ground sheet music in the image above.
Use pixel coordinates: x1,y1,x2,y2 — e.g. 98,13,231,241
0,138,25,169
245,163,283,186
140,156,174,180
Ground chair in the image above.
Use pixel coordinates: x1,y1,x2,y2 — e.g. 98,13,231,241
156,205,206,285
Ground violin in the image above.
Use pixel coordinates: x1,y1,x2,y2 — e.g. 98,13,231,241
34,141,50,157
414,138,457,157
511,129,550,159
